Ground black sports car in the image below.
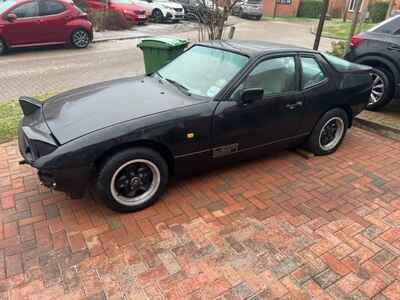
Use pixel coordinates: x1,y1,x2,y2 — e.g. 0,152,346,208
18,40,372,212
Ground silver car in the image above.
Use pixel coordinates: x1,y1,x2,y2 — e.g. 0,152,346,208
232,0,263,20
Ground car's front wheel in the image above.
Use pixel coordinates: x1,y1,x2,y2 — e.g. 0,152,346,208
307,108,349,155
97,148,169,212
367,67,393,111
70,29,90,49
152,9,164,22
0,39,6,55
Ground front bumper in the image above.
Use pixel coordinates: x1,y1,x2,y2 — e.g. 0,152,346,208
165,10,184,20
124,13,148,24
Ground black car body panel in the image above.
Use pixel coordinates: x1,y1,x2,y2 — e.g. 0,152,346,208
18,40,371,198
43,76,209,144
345,15,400,98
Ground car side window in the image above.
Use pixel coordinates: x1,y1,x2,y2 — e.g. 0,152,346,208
39,0,65,16
240,56,296,97
12,1,39,18
300,56,326,89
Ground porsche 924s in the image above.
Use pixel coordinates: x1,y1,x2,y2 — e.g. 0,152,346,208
18,41,372,212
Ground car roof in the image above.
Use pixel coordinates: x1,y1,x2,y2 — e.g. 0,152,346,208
195,40,316,57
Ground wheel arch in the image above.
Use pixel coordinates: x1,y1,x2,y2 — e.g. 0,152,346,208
355,55,398,84
94,140,175,176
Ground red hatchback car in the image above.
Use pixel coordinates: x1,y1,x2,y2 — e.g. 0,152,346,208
0,0,93,55
83,0,147,25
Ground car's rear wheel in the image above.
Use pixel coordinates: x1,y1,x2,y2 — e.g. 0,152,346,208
367,67,393,111
97,147,169,212
0,39,6,55
307,108,349,155
70,29,90,49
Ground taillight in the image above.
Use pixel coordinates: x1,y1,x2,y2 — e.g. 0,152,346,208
350,35,364,48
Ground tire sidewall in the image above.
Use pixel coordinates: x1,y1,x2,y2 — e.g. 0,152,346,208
71,29,90,49
97,148,168,212
0,39,6,55
367,67,393,111
308,108,349,156
152,9,163,21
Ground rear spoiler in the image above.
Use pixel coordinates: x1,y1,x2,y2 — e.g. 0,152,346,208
19,96,42,116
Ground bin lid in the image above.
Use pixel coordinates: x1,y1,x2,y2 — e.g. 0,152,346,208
138,37,189,49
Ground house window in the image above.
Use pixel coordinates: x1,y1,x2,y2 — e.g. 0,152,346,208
348,0,362,11
277,0,292,4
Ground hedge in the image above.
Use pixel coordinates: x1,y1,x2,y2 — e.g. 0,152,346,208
368,1,389,23
298,0,323,18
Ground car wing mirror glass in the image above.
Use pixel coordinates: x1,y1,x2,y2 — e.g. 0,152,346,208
239,88,263,104
6,13,17,22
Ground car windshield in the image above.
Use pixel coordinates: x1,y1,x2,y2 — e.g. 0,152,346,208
157,46,249,98
0,0,16,14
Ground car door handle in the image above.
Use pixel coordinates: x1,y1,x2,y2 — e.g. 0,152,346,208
285,101,303,110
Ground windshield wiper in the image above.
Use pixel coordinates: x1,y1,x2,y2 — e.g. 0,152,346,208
165,78,191,95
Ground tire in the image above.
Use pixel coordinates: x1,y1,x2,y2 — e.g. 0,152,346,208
70,29,90,49
255,15,262,20
239,9,244,18
152,9,163,22
0,38,6,55
96,147,169,212
307,108,349,156
367,67,394,111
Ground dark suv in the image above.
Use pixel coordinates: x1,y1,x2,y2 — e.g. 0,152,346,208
345,15,400,110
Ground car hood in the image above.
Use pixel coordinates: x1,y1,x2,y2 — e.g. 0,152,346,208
112,3,146,10
43,77,203,144
159,2,183,9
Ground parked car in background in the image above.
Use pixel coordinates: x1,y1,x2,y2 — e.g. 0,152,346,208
345,15,400,110
173,0,213,22
82,0,147,24
0,0,93,55
18,41,371,212
232,0,263,20
132,0,184,22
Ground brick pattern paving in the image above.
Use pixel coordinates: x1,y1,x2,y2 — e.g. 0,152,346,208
1,128,400,299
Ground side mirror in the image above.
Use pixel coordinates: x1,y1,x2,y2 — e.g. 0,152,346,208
6,13,17,22
239,88,263,104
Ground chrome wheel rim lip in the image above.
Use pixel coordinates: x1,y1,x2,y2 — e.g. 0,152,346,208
369,72,385,106
319,117,345,151
73,31,89,48
110,159,160,206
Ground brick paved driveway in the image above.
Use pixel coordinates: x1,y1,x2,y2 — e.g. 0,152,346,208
1,128,400,300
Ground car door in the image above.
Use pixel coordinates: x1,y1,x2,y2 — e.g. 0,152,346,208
38,0,68,43
212,54,306,158
299,53,337,131
4,1,41,45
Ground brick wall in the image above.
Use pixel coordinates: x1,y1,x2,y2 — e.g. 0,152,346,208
263,0,301,17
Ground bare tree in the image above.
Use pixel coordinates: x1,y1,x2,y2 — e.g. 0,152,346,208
190,0,240,41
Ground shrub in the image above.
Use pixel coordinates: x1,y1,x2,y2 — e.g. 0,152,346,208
368,0,389,23
87,9,133,31
298,0,323,18
329,40,346,57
